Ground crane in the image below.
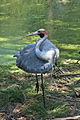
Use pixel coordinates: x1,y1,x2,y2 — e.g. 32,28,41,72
14,29,59,108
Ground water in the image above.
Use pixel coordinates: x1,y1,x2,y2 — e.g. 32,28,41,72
0,0,80,65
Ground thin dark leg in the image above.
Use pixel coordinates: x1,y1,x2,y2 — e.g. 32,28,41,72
35,74,39,94
41,74,45,108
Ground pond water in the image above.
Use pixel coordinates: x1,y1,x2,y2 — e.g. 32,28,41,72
0,0,80,65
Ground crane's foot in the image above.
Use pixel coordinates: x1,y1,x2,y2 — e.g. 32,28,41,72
35,74,39,94
41,74,46,108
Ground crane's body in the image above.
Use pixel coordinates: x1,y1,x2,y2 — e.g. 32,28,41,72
14,38,59,73
14,29,59,108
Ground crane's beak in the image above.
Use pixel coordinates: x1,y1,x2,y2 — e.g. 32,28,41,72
24,31,38,37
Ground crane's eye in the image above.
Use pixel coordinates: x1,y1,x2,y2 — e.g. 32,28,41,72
38,31,41,35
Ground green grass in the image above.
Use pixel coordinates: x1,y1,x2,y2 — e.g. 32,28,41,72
0,64,80,119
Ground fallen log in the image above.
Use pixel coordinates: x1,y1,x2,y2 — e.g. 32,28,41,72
53,115,80,120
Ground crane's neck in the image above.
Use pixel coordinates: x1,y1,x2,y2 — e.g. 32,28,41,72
35,35,48,61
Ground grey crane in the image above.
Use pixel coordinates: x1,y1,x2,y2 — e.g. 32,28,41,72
14,29,59,108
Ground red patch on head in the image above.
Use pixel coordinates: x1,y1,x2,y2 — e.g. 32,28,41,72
44,30,48,35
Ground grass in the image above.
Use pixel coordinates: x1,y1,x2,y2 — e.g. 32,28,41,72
0,63,80,119
0,0,80,119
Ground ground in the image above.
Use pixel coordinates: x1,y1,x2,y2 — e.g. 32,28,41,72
0,60,80,120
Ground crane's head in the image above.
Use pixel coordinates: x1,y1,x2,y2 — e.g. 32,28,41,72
24,29,48,38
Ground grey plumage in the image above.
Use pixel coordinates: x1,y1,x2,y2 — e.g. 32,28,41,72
14,29,59,73
14,29,60,107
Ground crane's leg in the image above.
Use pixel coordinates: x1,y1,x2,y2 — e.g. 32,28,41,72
35,74,39,94
41,74,45,108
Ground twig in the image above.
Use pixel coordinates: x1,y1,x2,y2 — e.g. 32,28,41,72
53,73,80,77
47,95,80,103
